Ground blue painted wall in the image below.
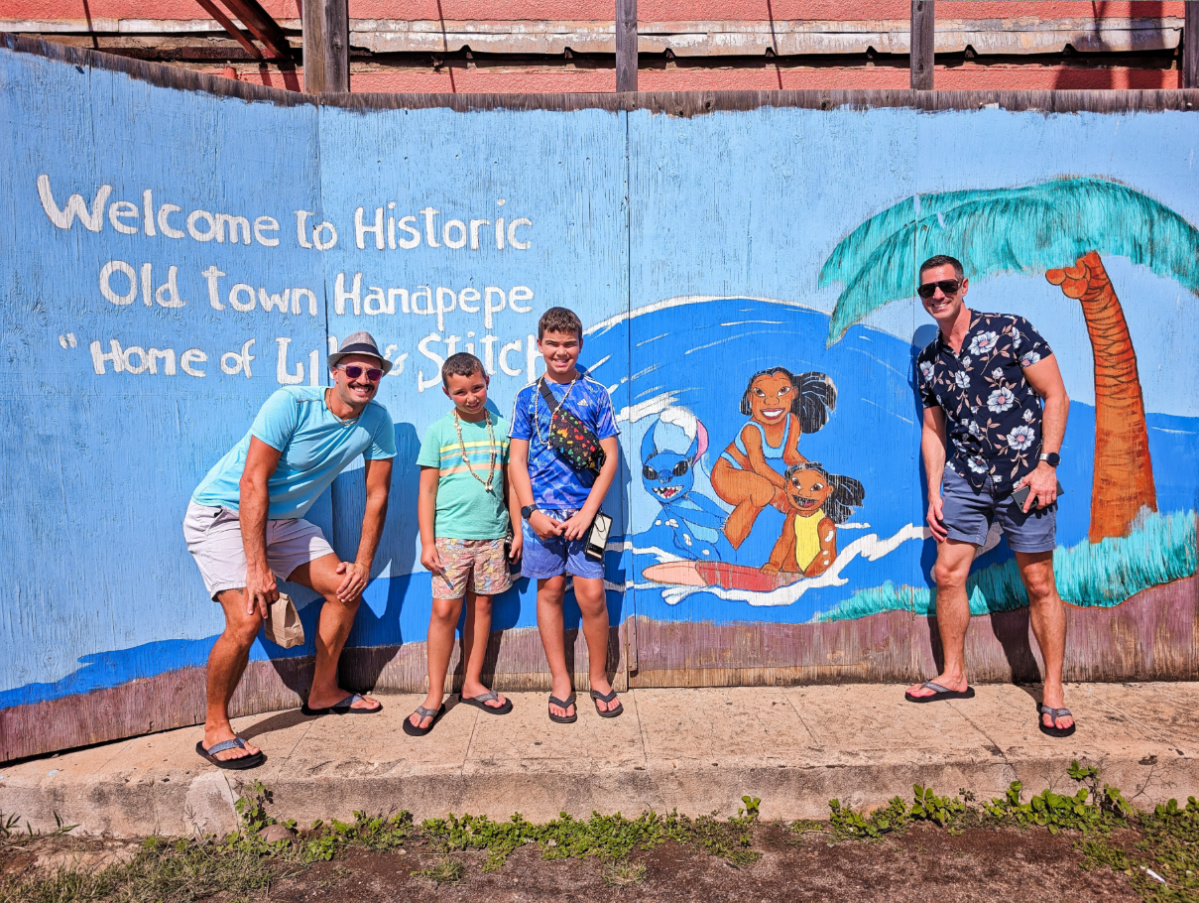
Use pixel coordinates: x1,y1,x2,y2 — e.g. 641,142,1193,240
2,46,1197,751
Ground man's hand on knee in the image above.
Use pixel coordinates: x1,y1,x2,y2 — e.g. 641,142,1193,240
245,563,277,618
335,561,368,603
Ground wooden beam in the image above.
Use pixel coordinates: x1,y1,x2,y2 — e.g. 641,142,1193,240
303,0,349,93
1185,1,1199,89
193,0,262,60
220,0,290,60
616,0,638,92
910,0,935,90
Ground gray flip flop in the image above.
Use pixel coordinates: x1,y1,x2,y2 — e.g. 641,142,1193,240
904,680,976,703
301,693,383,716
195,736,264,770
403,703,446,737
459,690,513,715
590,687,624,718
1038,704,1077,738
548,693,577,724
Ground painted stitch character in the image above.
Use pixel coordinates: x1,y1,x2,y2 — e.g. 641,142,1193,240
711,367,837,549
640,407,734,561
762,462,864,578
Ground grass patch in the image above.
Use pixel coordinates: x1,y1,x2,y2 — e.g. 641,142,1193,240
420,803,762,871
3,770,1197,901
602,860,647,887
414,857,466,886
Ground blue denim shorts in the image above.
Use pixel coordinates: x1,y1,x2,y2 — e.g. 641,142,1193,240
941,467,1056,553
520,509,605,580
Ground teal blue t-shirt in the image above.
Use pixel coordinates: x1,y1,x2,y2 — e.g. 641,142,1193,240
192,386,396,519
417,410,511,540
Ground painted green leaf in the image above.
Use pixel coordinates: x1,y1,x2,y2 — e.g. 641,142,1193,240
822,177,1199,346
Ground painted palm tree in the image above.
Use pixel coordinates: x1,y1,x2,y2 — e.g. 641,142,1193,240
819,177,1199,542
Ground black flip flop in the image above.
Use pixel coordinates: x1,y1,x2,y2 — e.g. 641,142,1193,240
459,690,513,715
904,680,976,703
590,687,624,718
1038,704,1077,738
402,703,446,737
195,737,264,770
301,693,383,716
548,693,577,724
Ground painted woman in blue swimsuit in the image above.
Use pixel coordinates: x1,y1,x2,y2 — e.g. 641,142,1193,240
710,367,837,549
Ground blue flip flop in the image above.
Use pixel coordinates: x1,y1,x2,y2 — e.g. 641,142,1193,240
301,693,382,716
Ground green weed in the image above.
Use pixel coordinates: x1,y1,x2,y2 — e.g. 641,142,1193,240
602,859,647,887
420,806,761,871
414,857,466,886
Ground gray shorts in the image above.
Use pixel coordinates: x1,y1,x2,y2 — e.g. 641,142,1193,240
183,501,335,599
941,467,1056,553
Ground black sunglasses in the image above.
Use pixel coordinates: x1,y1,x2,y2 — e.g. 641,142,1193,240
643,460,691,481
917,279,962,299
341,364,384,382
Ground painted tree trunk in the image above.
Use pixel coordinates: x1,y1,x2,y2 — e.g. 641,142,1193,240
1045,251,1157,541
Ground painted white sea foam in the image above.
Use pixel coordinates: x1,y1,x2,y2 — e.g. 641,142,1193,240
652,523,925,608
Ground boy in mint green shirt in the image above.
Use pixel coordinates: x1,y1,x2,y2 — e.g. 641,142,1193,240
406,353,521,735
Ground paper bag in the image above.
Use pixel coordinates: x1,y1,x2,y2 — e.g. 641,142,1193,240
264,593,305,648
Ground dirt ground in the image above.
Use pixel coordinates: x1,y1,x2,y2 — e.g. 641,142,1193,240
259,823,1140,903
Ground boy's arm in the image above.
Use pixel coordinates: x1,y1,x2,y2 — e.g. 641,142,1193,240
503,462,522,559
417,466,442,574
561,435,620,541
509,438,562,540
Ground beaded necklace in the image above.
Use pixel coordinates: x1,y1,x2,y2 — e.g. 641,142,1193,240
452,409,498,494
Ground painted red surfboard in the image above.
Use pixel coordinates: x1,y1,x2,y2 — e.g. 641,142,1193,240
641,560,799,592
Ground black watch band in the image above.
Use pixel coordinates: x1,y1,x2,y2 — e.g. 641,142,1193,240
521,504,538,520
1039,452,1060,467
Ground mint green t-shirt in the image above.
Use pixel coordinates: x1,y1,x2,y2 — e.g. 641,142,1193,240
193,386,396,520
417,410,511,540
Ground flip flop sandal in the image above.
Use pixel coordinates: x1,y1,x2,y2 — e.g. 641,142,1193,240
904,680,976,703
403,704,446,737
301,693,383,716
1038,704,1077,738
548,693,577,724
195,737,264,770
590,687,624,718
459,690,513,715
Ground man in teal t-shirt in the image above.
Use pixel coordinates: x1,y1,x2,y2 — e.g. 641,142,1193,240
184,332,396,769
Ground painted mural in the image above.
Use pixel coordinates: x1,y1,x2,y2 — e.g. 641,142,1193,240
1,38,1197,761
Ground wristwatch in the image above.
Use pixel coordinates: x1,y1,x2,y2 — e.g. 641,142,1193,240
521,504,539,520
1039,452,1060,467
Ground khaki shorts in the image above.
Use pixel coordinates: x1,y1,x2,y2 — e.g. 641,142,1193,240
183,501,335,599
431,537,512,599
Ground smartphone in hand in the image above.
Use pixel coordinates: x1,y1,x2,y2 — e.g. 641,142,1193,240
1012,480,1064,509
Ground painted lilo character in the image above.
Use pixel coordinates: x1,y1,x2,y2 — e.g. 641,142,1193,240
640,407,734,561
762,462,864,578
711,367,837,549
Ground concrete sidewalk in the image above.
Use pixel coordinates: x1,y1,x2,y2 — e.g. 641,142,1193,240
2,682,1196,838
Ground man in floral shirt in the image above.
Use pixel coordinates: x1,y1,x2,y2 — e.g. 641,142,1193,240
906,255,1074,738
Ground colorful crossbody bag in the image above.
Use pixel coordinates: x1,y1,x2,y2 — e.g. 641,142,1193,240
538,378,607,476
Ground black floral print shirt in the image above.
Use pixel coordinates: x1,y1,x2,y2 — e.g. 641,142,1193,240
916,311,1053,491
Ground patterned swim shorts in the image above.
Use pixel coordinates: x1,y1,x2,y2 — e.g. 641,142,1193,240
431,537,513,599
